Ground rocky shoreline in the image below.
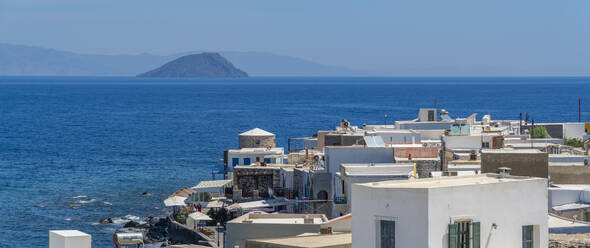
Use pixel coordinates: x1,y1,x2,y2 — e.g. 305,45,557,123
99,216,169,245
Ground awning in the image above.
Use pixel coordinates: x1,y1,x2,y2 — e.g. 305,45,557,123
227,198,288,211
164,196,187,207
192,179,232,193
168,187,196,198
188,212,212,221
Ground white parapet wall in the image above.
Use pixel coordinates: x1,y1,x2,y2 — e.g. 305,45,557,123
50,230,91,248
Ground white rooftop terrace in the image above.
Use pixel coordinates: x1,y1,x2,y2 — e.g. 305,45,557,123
358,174,540,189
481,148,545,154
229,213,328,224
228,147,284,153
340,163,414,176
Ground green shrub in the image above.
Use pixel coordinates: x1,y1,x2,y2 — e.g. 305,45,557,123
565,138,584,148
531,126,550,138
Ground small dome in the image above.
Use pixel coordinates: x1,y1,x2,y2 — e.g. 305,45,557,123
239,128,274,136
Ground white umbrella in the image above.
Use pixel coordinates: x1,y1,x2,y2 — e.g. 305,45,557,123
164,196,187,207
188,212,212,221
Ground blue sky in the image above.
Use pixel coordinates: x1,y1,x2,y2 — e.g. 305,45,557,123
1,0,590,75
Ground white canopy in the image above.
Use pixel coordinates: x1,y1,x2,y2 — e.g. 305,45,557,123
188,212,213,221
228,198,288,211
164,196,187,207
192,179,232,193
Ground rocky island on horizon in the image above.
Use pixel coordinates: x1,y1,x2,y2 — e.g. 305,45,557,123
138,52,248,78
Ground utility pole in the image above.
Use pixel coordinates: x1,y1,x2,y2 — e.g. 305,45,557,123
384,114,388,126
579,98,582,122
519,112,522,135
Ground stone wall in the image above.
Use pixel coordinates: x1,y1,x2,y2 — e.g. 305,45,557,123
415,159,441,178
481,152,549,178
234,167,280,197
168,219,204,244
239,135,275,149
394,147,439,159
550,165,590,184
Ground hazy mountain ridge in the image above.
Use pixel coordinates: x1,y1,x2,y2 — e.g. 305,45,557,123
138,53,248,78
0,44,366,77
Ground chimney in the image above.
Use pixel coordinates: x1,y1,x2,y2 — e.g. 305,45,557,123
497,167,512,178
304,215,314,224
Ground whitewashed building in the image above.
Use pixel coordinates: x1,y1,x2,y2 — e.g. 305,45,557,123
352,174,548,248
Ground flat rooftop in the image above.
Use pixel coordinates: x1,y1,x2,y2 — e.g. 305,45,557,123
229,213,328,224
228,147,284,153
481,148,545,154
341,163,414,176
234,164,295,170
358,174,540,189
549,162,586,167
247,233,351,248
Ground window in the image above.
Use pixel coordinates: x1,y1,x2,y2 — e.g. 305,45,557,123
482,142,490,148
380,220,395,248
449,221,480,248
243,158,251,165
256,157,260,162
428,110,435,121
232,158,239,166
457,221,470,248
264,158,271,163
522,225,534,248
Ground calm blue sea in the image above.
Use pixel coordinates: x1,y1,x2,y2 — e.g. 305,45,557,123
0,76,589,247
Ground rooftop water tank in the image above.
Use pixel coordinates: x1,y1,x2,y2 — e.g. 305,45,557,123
114,232,144,247
238,128,275,149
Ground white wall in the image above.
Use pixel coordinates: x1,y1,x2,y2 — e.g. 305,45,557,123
49,231,91,248
227,148,284,171
428,179,548,248
352,177,548,248
280,168,294,190
563,123,587,140
396,121,453,130
342,174,409,215
352,185,429,247
324,147,394,174
365,131,421,144
443,135,495,150
416,129,446,140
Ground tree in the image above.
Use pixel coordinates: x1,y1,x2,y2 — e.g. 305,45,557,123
531,126,550,138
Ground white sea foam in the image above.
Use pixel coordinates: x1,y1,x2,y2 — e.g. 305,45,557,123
71,195,88,199
112,215,144,225
76,198,97,204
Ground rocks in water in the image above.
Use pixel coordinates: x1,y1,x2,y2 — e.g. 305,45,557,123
141,192,152,196
154,217,169,227
115,217,169,244
124,220,139,228
99,218,113,224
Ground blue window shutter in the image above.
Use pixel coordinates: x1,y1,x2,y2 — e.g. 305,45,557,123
232,158,239,166
264,158,271,163
449,224,459,248
472,222,480,248
244,158,251,165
